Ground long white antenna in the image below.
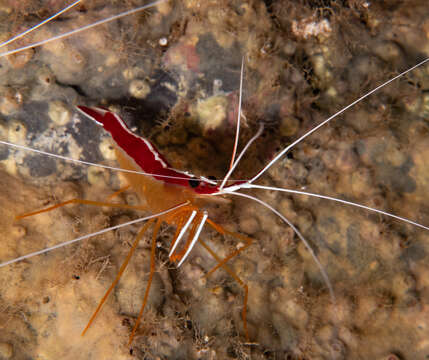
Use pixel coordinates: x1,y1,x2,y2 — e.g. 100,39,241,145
0,0,83,49
219,124,264,190
0,202,188,268
250,57,429,184
240,183,429,231
0,0,166,58
0,138,160,177
0,139,210,182
228,57,245,170
224,191,336,304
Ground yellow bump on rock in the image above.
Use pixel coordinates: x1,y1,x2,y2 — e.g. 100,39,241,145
49,101,71,126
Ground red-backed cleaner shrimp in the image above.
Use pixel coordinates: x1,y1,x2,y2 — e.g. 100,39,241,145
1,1,429,359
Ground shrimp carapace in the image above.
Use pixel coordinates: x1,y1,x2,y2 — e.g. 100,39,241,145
76,106,245,199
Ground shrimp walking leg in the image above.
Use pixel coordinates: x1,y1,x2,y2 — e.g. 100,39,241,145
105,185,131,201
204,218,254,278
81,219,155,337
168,210,187,255
128,218,162,345
198,238,250,341
16,198,147,220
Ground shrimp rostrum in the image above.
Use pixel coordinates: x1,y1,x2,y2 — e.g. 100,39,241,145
1,0,429,359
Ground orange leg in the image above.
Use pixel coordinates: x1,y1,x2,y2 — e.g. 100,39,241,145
168,209,189,256
204,219,253,278
198,238,250,341
163,204,198,225
105,185,131,201
127,206,203,344
16,198,146,220
163,208,252,340
81,219,154,336
128,217,162,345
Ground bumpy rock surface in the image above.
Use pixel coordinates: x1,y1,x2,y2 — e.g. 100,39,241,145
0,1,429,359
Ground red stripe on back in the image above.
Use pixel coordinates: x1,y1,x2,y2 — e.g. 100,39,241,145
77,106,220,194
92,109,194,185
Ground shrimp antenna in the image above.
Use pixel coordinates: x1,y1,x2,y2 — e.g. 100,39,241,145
225,191,336,305
0,202,188,268
228,56,245,170
249,57,429,184
220,57,263,190
0,0,83,49
0,0,166,58
219,123,264,190
0,139,199,182
242,184,429,231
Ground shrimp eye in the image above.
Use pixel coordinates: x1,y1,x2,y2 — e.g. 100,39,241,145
188,178,200,188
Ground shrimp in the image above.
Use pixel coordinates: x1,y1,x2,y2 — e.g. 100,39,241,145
0,0,429,359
